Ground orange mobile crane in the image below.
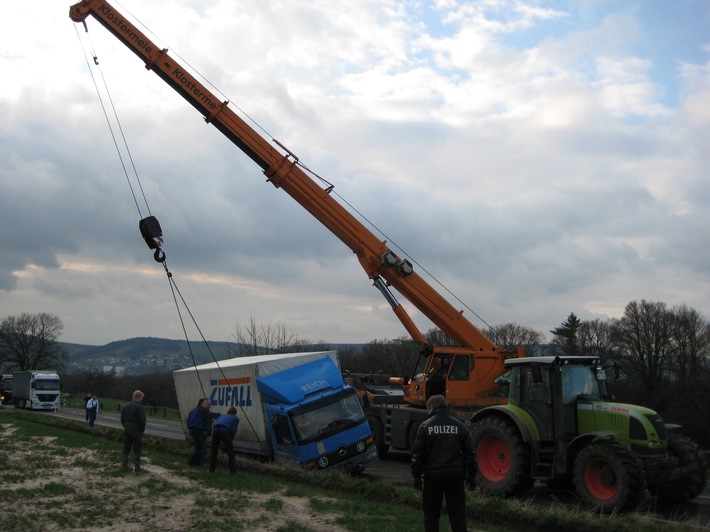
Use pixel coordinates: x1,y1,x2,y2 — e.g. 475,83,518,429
70,0,524,455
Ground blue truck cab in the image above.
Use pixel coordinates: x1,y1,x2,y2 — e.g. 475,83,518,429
261,356,378,471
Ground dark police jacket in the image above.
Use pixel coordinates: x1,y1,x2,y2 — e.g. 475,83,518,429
411,406,476,479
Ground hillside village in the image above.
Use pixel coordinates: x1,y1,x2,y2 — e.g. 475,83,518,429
62,338,235,375
61,337,360,375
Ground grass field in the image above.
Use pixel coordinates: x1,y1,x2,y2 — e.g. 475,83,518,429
0,408,694,532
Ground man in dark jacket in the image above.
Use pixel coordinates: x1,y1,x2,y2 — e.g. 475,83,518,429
209,406,240,473
120,390,146,473
187,398,219,466
411,394,476,532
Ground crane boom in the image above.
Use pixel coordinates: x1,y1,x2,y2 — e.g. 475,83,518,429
70,0,523,407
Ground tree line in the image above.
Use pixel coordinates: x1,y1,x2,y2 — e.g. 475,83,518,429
337,300,710,447
1,300,708,446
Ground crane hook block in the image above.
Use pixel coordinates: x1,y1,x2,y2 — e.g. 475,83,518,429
139,216,164,250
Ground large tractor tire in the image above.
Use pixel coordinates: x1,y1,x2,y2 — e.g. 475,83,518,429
649,434,708,503
471,416,533,497
573,441,645,513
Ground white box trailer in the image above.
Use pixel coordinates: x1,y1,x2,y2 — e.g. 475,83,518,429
173,351,378,472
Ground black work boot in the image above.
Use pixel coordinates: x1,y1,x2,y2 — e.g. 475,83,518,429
121,453,130,472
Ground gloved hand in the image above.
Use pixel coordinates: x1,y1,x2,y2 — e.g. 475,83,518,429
412,477,422,491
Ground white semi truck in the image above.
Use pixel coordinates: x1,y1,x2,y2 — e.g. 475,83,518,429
12,370,61,411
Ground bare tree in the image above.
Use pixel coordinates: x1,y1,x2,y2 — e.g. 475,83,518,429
611,300,674,403
424,328,457,347
227,316,328,357
0,312,68,372
578,319,616,361
483,322,545,353
668,304,710,387
344,338,420,376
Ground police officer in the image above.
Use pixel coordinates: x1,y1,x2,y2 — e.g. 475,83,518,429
411,394,476,532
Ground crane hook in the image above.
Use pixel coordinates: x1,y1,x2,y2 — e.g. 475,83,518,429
154,247,166,262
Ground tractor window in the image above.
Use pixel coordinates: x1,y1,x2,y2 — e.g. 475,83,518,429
562,365,600,404
509,366,551,407
509,369,521,404
512,366,553,439
523,368,550,404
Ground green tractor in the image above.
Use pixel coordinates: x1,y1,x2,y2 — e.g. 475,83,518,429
469,356,708,512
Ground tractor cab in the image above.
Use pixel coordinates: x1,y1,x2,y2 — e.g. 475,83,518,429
506,356,607,440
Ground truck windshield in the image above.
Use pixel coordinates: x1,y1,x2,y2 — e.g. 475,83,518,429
34,379,60,391
290,388,366,444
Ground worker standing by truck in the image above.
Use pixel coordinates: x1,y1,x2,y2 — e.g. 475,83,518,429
186,398,219,467
411,395,476,532
209,406,240,474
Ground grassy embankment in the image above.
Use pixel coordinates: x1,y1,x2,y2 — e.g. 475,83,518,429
0,408,696,532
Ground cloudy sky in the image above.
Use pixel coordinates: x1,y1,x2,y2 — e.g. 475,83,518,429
1,0,708,347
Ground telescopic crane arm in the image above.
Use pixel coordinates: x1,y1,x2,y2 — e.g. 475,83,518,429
70,0,522,406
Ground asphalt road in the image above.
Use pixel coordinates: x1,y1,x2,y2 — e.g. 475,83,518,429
42,407,710,528
52,406,186,441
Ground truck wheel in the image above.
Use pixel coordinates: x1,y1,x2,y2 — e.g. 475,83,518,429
573,441,645,513
471,416,532,497
367,416,389,458
649,434,708,503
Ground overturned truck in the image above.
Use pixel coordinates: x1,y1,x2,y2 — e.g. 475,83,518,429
173,351,378,473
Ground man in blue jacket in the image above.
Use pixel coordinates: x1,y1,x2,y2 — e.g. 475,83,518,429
411,394,476,532
209,406,240,473
187,398,219,466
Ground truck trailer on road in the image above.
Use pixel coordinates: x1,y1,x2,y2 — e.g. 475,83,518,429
12,370,61,411
173,351,378,473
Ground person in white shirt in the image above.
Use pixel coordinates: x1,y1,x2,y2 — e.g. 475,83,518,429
86,394,99,428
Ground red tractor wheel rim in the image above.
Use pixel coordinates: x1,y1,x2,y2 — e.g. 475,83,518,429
477,433,510,481
584,458,618,500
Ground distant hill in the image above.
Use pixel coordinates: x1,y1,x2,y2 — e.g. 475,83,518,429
60,337,362,375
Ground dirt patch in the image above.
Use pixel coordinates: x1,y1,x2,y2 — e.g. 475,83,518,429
0,421,347,531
